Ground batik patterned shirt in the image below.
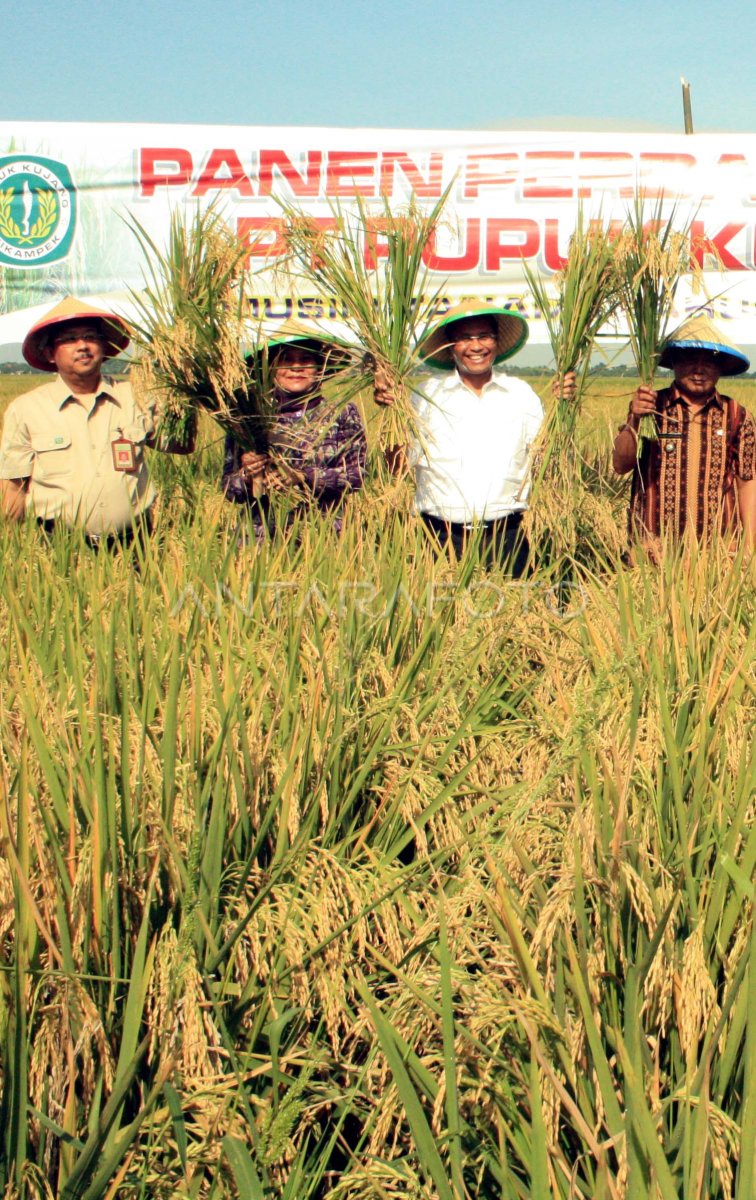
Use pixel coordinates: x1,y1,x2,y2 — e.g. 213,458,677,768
222,390,366,527
624,387,756,541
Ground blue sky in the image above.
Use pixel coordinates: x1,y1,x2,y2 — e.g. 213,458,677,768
8,0,756,132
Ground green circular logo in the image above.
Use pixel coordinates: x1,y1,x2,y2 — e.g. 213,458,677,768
0,155,77,268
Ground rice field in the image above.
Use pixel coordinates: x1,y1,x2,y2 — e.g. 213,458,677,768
0,371,753,1199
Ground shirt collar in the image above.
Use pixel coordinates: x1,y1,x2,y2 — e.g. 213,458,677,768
442,365,510,394
667,383,724,411
53,373,121,410
274,385,323,413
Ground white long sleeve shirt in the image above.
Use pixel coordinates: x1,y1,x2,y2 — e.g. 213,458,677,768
410,367,544,523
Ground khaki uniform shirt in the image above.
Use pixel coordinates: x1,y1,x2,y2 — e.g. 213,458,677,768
0,375,157,535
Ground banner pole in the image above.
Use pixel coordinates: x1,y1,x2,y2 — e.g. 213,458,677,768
681,77,694,134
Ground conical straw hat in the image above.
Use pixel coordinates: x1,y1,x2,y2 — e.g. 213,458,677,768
246,320,348,376
418,299,529,370
659,314,749,376
268,320,337,357
22,296,131,371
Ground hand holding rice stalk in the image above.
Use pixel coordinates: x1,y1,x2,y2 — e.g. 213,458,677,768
522,210,619,481
126,205,272,455
277,189,452,451
612,194,698,443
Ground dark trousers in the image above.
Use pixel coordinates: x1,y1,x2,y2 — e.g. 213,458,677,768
421,511,531,576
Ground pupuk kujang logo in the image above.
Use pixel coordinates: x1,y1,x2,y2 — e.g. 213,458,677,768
0,155,76,268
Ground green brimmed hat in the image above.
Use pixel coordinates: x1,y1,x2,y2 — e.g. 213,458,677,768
418,299,529,370
22,295,131,372
659,315,749,376
246,320,347,375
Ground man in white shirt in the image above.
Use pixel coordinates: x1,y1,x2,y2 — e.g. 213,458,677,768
410,300,543,573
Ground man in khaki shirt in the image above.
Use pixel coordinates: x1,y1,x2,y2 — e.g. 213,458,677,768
0,296,191,540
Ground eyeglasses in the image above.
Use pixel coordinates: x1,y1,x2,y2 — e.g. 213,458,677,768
52,332,103,346
452,332,497,346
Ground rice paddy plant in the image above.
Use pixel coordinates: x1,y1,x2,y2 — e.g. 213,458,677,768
523,389,628,581
322,544,753,1200
0,396,752,1198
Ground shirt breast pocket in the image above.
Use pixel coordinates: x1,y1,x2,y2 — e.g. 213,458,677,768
31,433,73,480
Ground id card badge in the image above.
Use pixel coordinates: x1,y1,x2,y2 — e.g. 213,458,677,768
111,438,137,472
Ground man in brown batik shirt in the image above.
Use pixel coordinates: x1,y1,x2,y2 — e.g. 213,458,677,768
613,316,756,553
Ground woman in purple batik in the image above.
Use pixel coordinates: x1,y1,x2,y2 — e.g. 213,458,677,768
222,326,366,540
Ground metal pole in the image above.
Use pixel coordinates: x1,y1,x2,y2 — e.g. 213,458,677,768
681,77,694,134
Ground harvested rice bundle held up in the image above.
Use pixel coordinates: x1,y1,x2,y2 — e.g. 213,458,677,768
517,216,621,565
278,190,452,450
612,194,699,443
127,205,272,453
523,210,619,482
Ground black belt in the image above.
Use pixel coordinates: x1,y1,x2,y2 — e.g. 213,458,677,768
421,511,524,535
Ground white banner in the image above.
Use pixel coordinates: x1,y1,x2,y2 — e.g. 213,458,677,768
2,122,756,350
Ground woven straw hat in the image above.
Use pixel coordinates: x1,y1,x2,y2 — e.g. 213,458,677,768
267,320,333,357
246,320,348,375
22,296,131,372
418,299,529,370
659,315,749,376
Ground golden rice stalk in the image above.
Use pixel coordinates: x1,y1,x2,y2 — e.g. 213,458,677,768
676,925,722,1064
146,926,224,1084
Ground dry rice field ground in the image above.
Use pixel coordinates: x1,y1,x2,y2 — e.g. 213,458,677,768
0,371,753,1200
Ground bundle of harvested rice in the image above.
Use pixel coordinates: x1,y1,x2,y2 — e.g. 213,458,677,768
612,195,699,443
278,190,452,450
127,205,272,453
523,210,619,482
